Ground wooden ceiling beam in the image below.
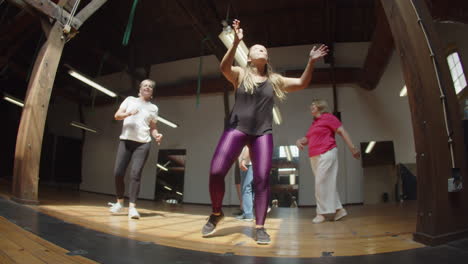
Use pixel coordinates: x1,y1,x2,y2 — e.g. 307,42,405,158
152,67,362,98
74,0,107,25
427,0,468,24
7,0,82,28
286,67,362,86
87,67,362,105
359,0,394,90
0,25,39,69
6,0,107,30
173,0,226,61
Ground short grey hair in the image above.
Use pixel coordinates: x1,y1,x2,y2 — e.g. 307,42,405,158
140,79,155,88
311,99,329,113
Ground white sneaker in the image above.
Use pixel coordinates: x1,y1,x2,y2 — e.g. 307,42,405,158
334,208,348,221
312,215,325,224
108,202,123,214
128,207,140,219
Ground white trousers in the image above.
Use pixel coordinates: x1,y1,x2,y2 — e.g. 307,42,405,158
310,147,343,214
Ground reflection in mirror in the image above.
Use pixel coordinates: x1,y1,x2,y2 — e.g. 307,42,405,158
155,149,186,204
270,145,300,208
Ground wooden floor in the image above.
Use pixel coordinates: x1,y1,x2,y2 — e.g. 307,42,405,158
0,216,97,264
0,185,423,259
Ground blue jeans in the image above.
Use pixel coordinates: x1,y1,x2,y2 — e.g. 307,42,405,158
240,165,254,218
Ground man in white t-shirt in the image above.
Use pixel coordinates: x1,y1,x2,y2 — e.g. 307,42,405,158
108,79,163,219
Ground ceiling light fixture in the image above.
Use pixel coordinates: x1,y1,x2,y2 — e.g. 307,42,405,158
218,21,249,67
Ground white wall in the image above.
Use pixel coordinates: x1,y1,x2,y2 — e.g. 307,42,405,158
333,52,416,205
363,165,396,204
78,43,417,206
46,96,82,139
79,95,230,201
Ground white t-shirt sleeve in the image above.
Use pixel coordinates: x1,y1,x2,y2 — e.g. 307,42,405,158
152,105,159,123
119,97,131,110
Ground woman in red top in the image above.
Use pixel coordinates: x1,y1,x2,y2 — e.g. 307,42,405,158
296,99,360,223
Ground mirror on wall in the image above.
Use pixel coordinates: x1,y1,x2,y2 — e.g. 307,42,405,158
154,149,186,204
270,145,300,208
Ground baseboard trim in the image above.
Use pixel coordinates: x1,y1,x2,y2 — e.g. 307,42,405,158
414,229,468,246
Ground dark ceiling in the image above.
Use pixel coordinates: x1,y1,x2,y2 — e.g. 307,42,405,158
1,0,467,105
64,0,376,73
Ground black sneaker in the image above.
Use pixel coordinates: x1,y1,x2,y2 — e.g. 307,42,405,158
202,212,224,237
235,214,254,222
255,227,271,245
232,209,243,216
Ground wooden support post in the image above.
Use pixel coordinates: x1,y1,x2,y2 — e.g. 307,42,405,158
12,21,65,204
11,0,107,204
381,0,468,245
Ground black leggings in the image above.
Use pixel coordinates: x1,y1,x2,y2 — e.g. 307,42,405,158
113,140,150,203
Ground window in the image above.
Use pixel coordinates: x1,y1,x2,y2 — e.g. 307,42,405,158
279,145,299,160
447,52,467,94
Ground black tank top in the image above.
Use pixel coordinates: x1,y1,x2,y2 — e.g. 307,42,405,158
227,80,274,135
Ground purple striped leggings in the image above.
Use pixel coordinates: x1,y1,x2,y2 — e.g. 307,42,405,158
209,129,273,225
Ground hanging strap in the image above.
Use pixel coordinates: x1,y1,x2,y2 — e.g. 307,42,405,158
122,0,139,46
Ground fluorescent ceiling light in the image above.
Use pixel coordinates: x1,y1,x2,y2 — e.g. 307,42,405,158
218,23,249,67
70,121,97,133
157,163,169,171
157,116,178,128
400,85,407,97
67,68,117,98
3,94,24,107
164,186,172,191
272,105,282,125
365,141,376,154
176,191,183,196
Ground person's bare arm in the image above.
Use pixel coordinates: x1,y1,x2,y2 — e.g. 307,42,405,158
238,146,250,171
281,45,329,92
296,137,308,150
114,107,138,120
336,126,360,159
220,19,245,89
150,121,163,145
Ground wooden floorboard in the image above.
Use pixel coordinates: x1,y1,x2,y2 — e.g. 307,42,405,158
0,181,424,258
0,216,98,264
0,249,16,264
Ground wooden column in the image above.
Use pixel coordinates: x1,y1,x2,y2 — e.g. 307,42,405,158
12,21,65,204
381,0,468,245
10,0,107,204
